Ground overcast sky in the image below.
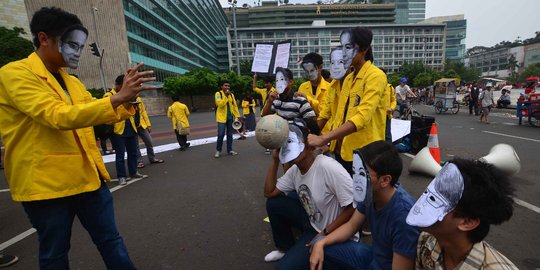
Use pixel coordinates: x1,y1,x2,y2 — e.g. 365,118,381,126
218,0,540,49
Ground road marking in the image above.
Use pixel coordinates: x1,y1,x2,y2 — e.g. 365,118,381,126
0,228,36,251
0,132,256,249
401,152,540,215
482,131,540,143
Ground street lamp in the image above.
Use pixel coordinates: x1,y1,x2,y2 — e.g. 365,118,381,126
228,0,241,75
91,7,108,93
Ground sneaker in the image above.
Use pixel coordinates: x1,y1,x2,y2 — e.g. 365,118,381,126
0,254,18,267
118,177,127,186
264,250,285,262
265,149,271,155
214,151,221,158
130,173,147,180
228,150,238,156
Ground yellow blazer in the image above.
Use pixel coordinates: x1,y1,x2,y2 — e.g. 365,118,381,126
103,90,138,134
253,86,275,106
334,61,388,161
298,78,330,116
241,99,256,115
215,90,240,123
167,101,190,129
0,53,134,201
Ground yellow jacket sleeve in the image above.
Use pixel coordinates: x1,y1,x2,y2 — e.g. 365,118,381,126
348,71,387,131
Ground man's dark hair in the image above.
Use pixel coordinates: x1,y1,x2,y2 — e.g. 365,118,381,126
275,67,294,81
450,158,514,243
321,69,331,81
291,117,320,141
263,75,274,84
171,95,180,102
115,75,124,86
359,141,402,186
302,52,323,67
218,80,230,88
350,27,374,62
30,7,85,48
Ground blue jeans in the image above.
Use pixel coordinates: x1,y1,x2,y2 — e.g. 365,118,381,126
311,236,373,269
22,183,136,270
216,119,233,153
113,135,138,178
266,194,314,269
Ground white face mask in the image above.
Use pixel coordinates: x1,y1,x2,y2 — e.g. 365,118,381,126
340,32,357,69
275,71,288,94
302,62,319,82
330,49,346,80
59,29,88,69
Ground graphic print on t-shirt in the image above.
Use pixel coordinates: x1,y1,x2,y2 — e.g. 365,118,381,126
298,184,322,223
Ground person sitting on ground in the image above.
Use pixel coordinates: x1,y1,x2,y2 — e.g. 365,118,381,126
309,140,420,270
497,89,511,108
263,118,354,269
406,159,518,269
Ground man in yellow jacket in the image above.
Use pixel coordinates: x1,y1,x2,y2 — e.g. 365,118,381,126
0,7,154,269
135,97,164,167
104,75,146,186
214,80,240,158
252,73,275,109
167,95,191,150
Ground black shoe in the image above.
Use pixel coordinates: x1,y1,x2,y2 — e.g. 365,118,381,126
0,254,18,267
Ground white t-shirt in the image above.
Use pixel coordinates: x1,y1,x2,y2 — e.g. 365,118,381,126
395,85,410,101
276,155,353,232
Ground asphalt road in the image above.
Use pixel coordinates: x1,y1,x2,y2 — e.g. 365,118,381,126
1,104,539,269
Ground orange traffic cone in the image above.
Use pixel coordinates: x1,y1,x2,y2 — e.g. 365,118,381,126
427,123,441,164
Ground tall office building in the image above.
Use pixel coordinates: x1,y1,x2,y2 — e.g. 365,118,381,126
225,2,396,28
229,23,446,78
21,0,229,90
421,15,466,62
339,0,425,24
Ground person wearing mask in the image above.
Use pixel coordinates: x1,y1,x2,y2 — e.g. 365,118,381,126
308,27,388,175
167,95,191,151
214,80,240,158
263,119,354,268
0,7,153,269
297,53,330,119
407,159,518,269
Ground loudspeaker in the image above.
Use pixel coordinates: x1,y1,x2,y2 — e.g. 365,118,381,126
479,144,521,176
409,146,442,177
232,120,242,130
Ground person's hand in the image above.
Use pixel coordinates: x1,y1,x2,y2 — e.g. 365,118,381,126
253,73,257,79
308,134,327,147
110,63,155,107
309,239,325,270
386,107,393,113
147,126,152,133
272,148,280,161
268,91,278,102
294,92,307,99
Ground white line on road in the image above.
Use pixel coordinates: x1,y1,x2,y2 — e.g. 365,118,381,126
401,151,540,214
482,131,540,143
0,132,256,250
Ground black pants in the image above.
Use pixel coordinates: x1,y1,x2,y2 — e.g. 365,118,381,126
174,130,188,148
469,100,479,115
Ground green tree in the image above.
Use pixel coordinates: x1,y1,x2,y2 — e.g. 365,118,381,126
0,27,34,67
519,62,540,82
239,59,253,76
413,72,432,88
163,67,219,110
398,61,426,86
444,69,460,79
87,88,106,99
388,73,402,87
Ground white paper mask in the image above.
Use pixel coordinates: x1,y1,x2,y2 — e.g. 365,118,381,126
352,150,369,206
302,62,319,82
330,48,346,80
340,31,357,69
279,125,305,164
59,29,87,69
275,71,287,94
406,163,464,227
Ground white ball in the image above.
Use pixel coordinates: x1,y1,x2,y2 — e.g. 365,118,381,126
255,115,289,149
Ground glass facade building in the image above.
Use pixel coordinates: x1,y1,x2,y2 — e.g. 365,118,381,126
123,0,230,81
421,15,466,62
229,24,445,78
339,0,425,24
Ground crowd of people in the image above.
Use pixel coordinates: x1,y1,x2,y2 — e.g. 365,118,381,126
0,6,521,270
